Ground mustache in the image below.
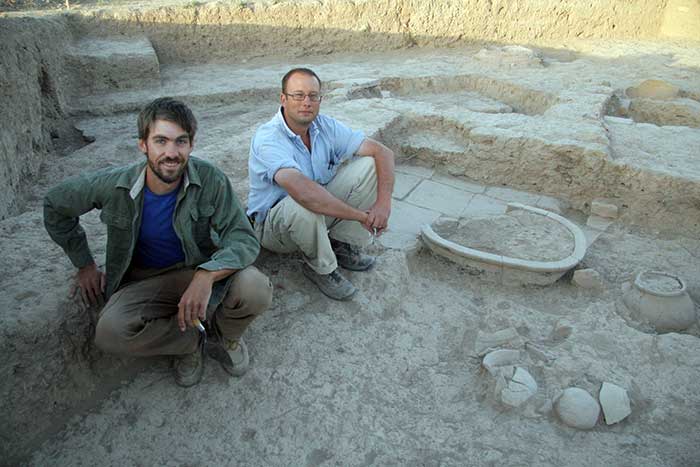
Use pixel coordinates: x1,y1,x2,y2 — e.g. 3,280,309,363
159,156,183,164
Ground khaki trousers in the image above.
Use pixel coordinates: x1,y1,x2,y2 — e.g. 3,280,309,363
257,156,377,274
94,265,272,356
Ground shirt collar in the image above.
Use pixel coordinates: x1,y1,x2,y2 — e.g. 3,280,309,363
276,107,319,139
116,160,197,200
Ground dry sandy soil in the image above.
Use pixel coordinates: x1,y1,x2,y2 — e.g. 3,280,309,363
1,1,700,466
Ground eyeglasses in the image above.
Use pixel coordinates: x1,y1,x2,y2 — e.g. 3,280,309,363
284,92,323,102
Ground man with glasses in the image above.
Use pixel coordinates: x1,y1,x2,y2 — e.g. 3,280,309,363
248,68,395,300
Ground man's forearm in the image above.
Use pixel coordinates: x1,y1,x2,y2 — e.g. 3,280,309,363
195,267,236,284
282,174,368,223
373,146,395,205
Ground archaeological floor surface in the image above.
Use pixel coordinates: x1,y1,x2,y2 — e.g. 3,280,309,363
3,40,700,466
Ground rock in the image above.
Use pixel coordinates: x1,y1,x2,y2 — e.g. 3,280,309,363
599,382,631,425
482,349,520,375
474,327,523,356
475,45,544,68
626,79,680,100
555,387,600,430
500,367,538,407
586,214,613,231
591,200,619,219
573,268,604,289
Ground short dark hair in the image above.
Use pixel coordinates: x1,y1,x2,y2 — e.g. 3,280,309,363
138,97,197,141
281,68,322,93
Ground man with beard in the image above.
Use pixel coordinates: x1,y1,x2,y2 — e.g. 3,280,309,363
44,97,272,387
248,68,395,301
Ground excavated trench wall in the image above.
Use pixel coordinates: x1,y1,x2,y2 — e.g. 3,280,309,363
67,0,678,65
0,15,76,220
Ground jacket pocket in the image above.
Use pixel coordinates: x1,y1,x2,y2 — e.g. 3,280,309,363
100,210,132,260
190,205,216,249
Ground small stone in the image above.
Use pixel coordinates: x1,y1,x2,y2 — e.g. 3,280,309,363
555,387,600,430
599,382,631,425
626,79,680,100
586,215,613,231
500,367,538,407
573,268,604,289
591,200,619,219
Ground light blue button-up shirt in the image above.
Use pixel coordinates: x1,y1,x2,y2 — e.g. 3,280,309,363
247,108,365,223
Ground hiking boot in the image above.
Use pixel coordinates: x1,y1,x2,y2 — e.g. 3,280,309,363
208,317,250,377
174,338,204,387
217,337,249,377
302,262,357,300
331,239,375,271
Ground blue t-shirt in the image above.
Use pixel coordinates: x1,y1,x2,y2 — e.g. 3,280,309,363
134,185,186,269
247,108,365,223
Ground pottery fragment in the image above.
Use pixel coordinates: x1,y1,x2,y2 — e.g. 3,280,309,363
599,382,631,425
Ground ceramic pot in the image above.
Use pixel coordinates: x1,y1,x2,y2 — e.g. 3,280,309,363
623,270,696,333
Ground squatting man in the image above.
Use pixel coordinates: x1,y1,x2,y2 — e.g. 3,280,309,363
44,97,273,387
248,68,395,300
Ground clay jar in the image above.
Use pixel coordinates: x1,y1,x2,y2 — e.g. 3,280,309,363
623,270,696,333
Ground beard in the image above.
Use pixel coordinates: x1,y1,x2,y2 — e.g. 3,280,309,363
148,156,187,184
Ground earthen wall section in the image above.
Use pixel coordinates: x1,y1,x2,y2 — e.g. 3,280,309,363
67,0,677,65
0,15,74,220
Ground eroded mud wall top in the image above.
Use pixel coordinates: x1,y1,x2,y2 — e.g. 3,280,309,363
0,15,74,219
66,0,677,64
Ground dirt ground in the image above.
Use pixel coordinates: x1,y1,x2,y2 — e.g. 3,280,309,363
2,1,700,466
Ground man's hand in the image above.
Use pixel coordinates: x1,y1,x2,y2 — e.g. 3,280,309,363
364,199,391,236
177,270,215,332
71,262,106,308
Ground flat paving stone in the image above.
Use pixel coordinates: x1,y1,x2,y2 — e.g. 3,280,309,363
485,186,542,205
395,164,434,179
405,180,474,216
389,199,442,236
431,173,486,194
461,194,508,217
393,172,423,200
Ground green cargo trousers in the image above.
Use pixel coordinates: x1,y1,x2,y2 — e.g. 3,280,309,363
94,265,272,356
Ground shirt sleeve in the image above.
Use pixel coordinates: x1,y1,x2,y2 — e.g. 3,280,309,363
254,139,303,186
330,118,365,164
43,173,105,269
196,172,260,272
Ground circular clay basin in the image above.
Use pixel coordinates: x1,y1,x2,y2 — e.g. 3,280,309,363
623,270,697,333
421,203,586,286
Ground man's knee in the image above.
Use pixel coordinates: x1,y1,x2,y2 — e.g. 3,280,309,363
226,266,273,315
94,313,127,355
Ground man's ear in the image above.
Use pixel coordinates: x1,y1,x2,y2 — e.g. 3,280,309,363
138,139,147,154
280,93,286,106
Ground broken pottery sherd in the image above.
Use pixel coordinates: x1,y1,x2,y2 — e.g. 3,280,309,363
475,327,523,356
482,349,520,375
555,387,600,430
622,270,696,333
599,382,631,425
500,367,538,408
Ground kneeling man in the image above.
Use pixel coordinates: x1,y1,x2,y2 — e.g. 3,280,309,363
44,97,272,387
248,68,395,300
